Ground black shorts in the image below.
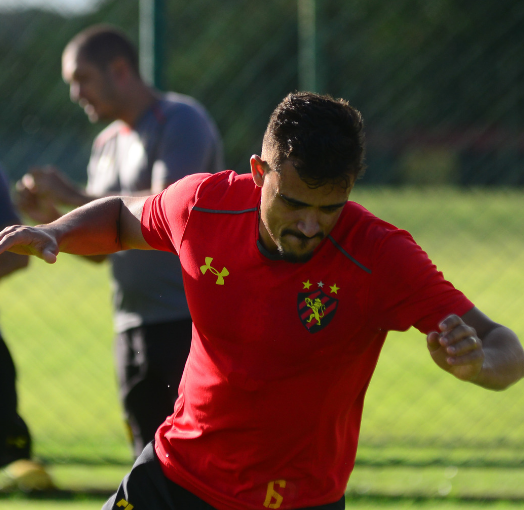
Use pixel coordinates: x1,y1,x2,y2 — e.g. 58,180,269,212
102,442,217,510
102,442,345,510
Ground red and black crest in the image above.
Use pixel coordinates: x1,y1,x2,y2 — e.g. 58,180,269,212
297,289,338,333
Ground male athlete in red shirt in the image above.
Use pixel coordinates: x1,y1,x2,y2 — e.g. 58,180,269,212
1,92,523,510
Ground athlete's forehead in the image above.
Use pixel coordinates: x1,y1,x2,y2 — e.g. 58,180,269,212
272,160,351,208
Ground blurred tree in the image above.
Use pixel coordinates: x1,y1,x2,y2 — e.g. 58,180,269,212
0,0,522,183
0,0,139,181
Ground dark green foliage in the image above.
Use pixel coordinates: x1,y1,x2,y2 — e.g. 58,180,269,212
0,0,523,183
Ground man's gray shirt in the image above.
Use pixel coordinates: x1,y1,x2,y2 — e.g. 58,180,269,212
86,92,223,333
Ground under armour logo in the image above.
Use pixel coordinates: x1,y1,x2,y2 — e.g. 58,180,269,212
116,499,134,510
200,257,229,285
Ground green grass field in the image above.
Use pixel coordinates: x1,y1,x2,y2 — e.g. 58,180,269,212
2,497,524,510
1,187,524,508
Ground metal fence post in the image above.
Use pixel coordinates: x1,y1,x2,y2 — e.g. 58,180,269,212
298,0,317,93
139,0,165,89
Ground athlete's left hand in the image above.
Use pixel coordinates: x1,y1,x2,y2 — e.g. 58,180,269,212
427,314,484,382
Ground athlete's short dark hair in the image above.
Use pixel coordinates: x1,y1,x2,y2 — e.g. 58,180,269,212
263,92,366,189
65,24,140,76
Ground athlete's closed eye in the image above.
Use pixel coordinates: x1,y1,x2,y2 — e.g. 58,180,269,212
279,194,346,212
280,195,307,209
320,204,344,214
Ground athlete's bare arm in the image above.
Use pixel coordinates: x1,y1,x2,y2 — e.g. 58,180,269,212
0,195,151,264
427,307,524,391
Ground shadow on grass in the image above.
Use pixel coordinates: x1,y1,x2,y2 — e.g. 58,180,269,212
355,459,524,468
0,488,113,501
3,490,524,504
346,493,524,504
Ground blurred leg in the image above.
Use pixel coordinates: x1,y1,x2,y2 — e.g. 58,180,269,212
115,319,192,457
0,333,31,468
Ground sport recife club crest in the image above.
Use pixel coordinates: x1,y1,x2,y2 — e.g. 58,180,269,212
297,279,339,333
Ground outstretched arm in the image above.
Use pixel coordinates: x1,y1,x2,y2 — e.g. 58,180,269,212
0,195,151,264
427,307,524,390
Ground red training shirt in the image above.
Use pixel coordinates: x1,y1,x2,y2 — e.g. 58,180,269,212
141,171,473,510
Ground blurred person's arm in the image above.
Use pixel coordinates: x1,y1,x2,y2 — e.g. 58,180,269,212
0,250,29,279
17,166,96,209
0,170,30,279
0,206,30,280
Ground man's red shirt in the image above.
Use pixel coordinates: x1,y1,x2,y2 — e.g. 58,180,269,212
141,171,473,510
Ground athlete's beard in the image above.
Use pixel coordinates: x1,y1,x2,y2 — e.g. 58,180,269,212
277,247,314,263
276,229,324,263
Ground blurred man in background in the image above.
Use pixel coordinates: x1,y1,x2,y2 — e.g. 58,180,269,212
0,168,53,492
16,24,223,458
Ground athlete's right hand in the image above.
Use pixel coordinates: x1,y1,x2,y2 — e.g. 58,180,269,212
0,224,58,264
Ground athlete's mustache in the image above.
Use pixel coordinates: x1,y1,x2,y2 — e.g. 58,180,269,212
281,229,324,241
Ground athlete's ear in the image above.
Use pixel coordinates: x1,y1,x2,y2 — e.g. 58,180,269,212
250,155,267,188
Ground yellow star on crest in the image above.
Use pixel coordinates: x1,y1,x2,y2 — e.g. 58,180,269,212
303,280,312,289
330,283,340,294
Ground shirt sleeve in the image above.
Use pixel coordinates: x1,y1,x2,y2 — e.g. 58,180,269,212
371,229,474,334
151,103,222,190
141,173,211,254
0,170,19,229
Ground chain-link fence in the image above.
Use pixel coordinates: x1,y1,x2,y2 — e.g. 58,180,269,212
1,0,524,471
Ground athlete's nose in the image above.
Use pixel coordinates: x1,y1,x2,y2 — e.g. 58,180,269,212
296,211,321,238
